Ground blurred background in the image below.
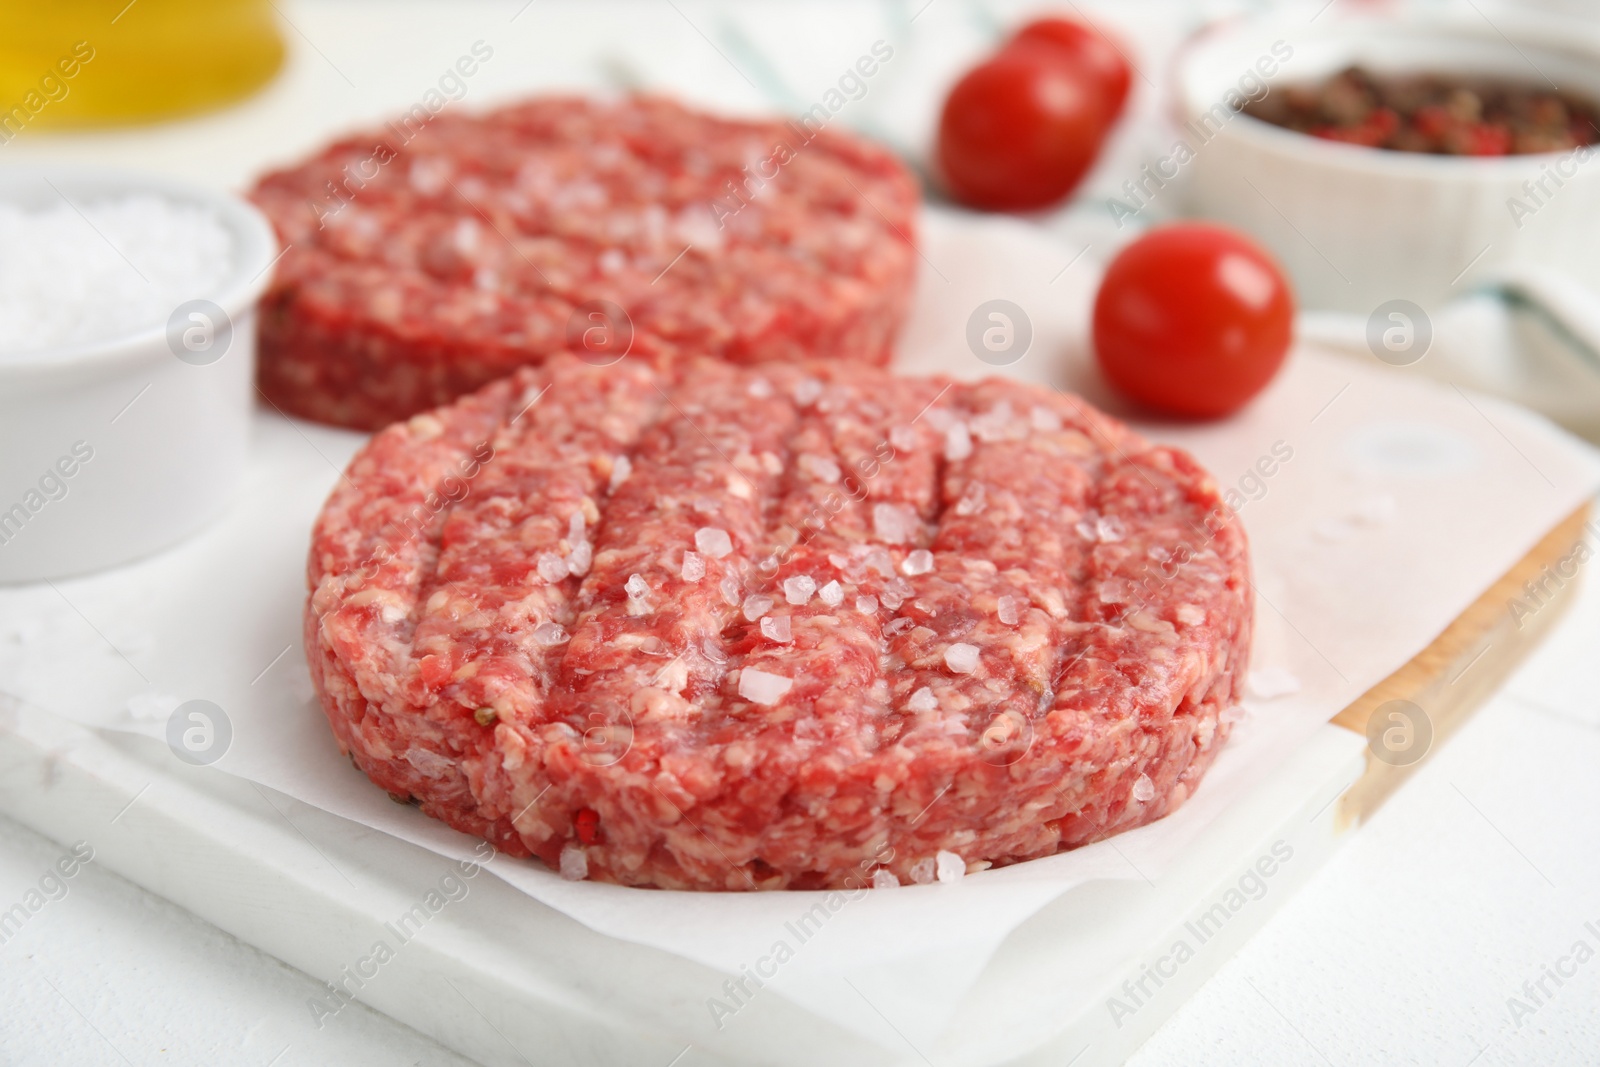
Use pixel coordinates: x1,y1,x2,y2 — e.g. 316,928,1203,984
6,0,1599,437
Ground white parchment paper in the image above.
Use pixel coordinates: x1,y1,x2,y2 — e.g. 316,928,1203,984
2,210,1597,1051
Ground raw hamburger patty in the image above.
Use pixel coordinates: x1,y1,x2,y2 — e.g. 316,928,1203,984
251,95,920,430
305,356,1253,891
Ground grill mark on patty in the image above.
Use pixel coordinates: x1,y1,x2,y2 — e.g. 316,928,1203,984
883,383,1095,765
1041,391,1153,702
311,375,514,684
548,360,799,732
408,360,660,719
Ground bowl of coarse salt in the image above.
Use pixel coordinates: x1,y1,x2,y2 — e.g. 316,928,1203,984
0,168,278,583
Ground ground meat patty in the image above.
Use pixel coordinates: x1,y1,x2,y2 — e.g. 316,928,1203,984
305,356,1253,891
251,95,919,430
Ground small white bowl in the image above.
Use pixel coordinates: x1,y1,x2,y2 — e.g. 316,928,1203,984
1174,8,1600,314
0,168,278,583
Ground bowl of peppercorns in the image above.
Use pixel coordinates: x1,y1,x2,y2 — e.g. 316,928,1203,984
1172,8,1600,316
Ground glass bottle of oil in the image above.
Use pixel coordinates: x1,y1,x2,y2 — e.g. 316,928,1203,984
0,0,283,135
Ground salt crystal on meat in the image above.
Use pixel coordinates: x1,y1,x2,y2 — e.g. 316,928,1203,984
695,527,733,559
739,668,793,705
783,575,816,605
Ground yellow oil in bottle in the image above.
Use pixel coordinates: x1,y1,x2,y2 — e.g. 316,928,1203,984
0,0,283,135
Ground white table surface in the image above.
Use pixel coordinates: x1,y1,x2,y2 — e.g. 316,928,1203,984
4,1,1599,1064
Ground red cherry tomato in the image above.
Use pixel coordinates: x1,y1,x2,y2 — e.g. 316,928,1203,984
937,42,1111,211
1092,224,1294,419
1010,16,1133,118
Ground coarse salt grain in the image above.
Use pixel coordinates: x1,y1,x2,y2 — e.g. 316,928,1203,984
559,844,588,881
760,615,792,643
872,869,900,889
953,482,986,516
738,668,793,705
537,552,568,583
935,850,965,883
864,547,896,578
695,527,733,559
681,551,706,582
1132,773,1156,802
532,621,568,646
906,686,938,712
409,157,448,195
783,575,815,605
1031,406,1062,432
799,454,841,483
452,217,481,255
0,194,234,355
792,377,823,405
944,422,973,461
817,580,844,607
970,403,1014,442
872,503,916,545
997,595,1020,625
901,549,934,576
742,593,773,621
944,642,980,674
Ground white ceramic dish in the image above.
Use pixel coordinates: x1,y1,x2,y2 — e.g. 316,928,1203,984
1175,8,1600,315
0,167,277,584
